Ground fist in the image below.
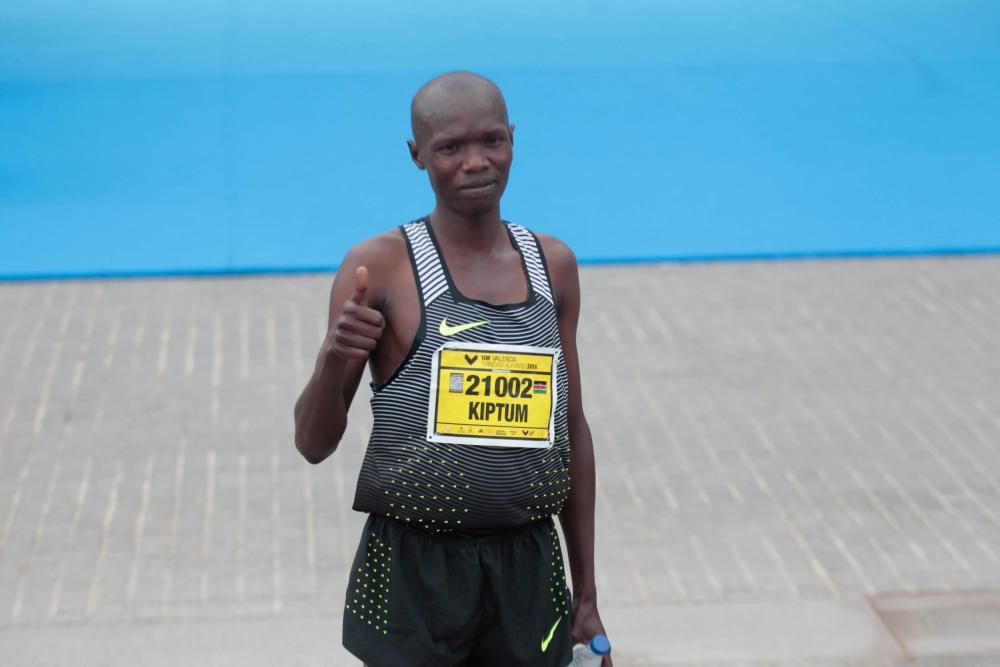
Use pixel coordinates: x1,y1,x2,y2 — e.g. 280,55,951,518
330,266,385,360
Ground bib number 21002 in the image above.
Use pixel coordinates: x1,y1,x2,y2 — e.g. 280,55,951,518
463,374,535,398
426,342,559,449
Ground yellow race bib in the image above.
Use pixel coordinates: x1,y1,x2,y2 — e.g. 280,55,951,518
426,342,559,449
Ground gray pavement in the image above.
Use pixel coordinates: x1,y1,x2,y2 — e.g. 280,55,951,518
1,256,1000,665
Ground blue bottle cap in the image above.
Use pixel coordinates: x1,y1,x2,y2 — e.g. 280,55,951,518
589,634,611,656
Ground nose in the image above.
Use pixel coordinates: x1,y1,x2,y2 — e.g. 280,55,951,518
462,145,489,172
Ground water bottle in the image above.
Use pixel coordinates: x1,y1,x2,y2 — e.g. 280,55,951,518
568,634,611,666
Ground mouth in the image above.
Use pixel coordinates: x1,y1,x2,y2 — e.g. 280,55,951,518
459,179,498,194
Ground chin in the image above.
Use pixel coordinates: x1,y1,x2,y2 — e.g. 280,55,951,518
453,198,501,217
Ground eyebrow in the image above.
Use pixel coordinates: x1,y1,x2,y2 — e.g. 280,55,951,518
432,126,507,143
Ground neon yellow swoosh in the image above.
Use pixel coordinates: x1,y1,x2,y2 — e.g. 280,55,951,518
438,318,489,337
540,616,562,653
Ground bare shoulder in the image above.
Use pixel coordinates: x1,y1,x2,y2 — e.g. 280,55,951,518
330,228,409,312
533,232,579,310
346,228,408,273
343,227,406,279
535,232,578,273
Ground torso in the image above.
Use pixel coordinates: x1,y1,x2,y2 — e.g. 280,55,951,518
368,220,535,386
351,217,571,532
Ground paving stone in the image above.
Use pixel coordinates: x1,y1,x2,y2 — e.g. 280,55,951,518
0,256,999,664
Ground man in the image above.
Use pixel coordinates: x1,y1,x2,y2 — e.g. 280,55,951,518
294,71,611,667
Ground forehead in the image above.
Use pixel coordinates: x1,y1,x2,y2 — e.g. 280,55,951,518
418,89,508,141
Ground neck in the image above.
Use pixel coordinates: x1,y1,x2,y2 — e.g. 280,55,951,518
428,204,506,254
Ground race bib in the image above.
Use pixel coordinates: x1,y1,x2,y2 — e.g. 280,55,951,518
427,342,559,449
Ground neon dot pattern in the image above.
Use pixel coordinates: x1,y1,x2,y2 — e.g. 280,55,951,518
345,532,391,636
548,526,571,619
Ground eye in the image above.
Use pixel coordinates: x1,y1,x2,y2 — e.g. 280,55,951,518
485,134,505,147
438,143,459,155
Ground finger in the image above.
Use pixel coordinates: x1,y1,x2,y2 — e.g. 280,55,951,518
345,303,385,328
339,318,384,340
334,332,377,353
333,345,370,360
353,266,369,306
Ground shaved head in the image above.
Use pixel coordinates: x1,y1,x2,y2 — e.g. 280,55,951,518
406,71,515,217
410,71,509,147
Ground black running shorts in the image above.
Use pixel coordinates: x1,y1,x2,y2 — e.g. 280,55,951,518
342,513,573,667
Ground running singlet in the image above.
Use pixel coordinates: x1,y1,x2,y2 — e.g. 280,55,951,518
351,218,571,532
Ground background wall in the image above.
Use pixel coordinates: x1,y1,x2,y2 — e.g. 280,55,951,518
2,1,998,279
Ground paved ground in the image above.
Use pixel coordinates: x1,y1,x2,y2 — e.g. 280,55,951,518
1,256,999,665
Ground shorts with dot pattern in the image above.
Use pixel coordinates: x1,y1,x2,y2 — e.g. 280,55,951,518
343,513,573,667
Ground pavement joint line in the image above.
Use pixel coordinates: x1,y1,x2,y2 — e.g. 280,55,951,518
1,258,999,664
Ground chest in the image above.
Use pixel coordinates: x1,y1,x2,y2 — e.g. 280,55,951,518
443,248,528,306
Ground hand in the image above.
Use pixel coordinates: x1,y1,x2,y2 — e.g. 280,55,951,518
329,266,385,360
571,596,613,667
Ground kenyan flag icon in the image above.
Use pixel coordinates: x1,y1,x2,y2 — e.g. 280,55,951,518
533,381,547,395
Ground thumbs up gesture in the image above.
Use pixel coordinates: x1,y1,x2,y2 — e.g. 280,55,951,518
330,266,386,360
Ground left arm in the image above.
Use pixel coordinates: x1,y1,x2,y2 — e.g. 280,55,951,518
541,235,613,666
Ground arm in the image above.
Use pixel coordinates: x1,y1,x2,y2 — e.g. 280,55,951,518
293,246,385,464
543,236,613,665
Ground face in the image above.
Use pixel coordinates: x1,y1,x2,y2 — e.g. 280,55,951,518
409,93,514,217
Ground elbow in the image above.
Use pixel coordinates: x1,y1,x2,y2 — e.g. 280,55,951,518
293,414,338,464
295,430,335,465
292,398,345,465
302,451,328,465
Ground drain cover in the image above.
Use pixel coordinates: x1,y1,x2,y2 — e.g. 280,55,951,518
870,591,1000,658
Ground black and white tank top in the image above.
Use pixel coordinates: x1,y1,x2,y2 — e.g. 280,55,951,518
351,218,571,532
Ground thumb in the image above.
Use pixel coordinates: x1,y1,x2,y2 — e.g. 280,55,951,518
352,266,369,306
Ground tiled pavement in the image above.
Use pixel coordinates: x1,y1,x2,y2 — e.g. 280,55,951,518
1,256,999,665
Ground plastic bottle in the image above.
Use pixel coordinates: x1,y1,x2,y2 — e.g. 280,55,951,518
568,634,611,666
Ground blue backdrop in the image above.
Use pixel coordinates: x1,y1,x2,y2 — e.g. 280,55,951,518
2,1,999,279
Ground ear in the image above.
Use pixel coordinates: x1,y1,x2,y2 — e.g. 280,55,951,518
508,124,516,146
407,139,425,170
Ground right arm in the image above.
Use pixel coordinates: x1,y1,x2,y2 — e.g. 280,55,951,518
293,247,385,464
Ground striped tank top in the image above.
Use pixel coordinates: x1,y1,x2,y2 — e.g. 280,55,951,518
351,218,571,532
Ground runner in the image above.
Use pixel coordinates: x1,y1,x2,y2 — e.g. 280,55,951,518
294,71,611,666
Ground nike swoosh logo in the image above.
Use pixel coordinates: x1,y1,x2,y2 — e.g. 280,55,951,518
438,318,489,337
540,616,562,653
